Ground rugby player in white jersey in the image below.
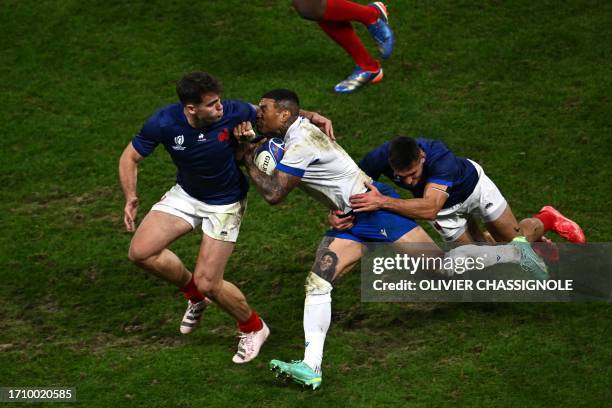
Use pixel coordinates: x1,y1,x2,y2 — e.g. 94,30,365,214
234,89,548,390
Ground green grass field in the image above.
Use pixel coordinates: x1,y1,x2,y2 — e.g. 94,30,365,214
1,0,611,406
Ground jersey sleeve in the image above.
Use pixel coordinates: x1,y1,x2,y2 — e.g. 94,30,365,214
228,100,257,124
276,141,317,178
358,142,391,181
426,150,457,187
131,116,162,157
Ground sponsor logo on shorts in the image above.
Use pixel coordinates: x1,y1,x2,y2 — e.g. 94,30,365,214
380,228,388,238
485,202,494,209
172,135,186,150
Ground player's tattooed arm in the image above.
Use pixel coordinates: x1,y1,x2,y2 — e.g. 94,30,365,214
243,153,301,204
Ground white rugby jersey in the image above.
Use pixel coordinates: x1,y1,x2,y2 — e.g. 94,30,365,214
275,117,371,213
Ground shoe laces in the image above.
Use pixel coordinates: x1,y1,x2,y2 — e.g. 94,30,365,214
187,301,204,316
237,332,255,353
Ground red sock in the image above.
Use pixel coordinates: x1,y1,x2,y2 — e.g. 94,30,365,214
238,311,263,333
318,21,380,72
180,276,205,303
534,212,555,231
323,0,379,25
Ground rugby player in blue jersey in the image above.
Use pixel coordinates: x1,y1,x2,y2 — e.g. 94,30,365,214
340,136,585,246
118,72,333,363
234,89,549,389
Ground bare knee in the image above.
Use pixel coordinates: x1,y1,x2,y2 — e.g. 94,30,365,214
128,243,159,265
194,274,223,299
292,0,326,20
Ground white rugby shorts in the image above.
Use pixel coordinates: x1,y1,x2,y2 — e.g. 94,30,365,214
430,160,507,242
151,184,246,242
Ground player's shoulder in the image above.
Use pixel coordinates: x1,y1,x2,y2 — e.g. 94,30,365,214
370,141,392,156
287,117,328,147
222,99,251,112
221,99,255,121
148,103,183,129
418,137,451,157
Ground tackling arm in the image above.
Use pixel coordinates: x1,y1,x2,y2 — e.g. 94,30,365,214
350,182,449,221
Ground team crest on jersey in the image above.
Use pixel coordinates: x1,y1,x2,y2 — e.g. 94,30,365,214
217,128,230,143
172,135,186,150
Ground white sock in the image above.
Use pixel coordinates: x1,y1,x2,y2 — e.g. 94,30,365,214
302,273,333,374
444,244,520,275
303,300,331,374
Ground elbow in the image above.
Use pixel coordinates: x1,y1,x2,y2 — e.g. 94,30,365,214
265,195,283,205
262,193,283,205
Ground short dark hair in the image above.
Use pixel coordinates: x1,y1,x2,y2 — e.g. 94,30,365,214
176,72,223,105
261,88,300,117
389,136,420,170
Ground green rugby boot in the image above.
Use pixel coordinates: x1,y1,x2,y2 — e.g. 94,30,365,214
270,359,322,390
511,236,549,280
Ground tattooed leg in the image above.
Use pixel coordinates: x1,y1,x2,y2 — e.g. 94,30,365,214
302,236,362,374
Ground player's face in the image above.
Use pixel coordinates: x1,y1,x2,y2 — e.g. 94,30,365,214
257,98,285,135
393,153,425,186
189,93,223,124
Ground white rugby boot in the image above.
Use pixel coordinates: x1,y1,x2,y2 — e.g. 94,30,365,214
179,298,211,334
232,320,270,364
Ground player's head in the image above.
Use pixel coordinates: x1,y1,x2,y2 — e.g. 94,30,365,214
176,72,224,125
257,89,300,136
389,136,426,186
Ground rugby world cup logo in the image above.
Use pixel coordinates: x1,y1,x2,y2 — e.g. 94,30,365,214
172,134,186,150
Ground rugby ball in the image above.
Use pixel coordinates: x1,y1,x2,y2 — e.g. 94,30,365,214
254,138,285,175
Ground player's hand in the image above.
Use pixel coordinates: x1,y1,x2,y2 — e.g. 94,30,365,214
328,210,354,231
350,182,384,212
233,121,256,141
309,112,335,141
124,197,139,232
242,138,267,167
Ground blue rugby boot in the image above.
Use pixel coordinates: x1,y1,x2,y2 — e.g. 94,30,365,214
334,67,383,93
368,2,394,59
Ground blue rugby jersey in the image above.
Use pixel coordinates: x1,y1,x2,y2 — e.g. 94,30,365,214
131,100,256,204
358,138,479,208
